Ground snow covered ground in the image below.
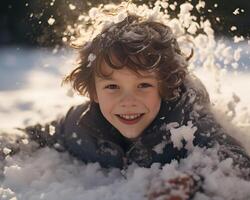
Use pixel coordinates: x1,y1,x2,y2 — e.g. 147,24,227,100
1,1,250,199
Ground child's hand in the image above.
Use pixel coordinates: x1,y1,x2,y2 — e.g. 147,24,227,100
147,173,202,200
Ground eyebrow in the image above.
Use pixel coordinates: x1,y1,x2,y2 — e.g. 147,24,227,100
95,76,113,81
96,75,157,82
138,74,157,79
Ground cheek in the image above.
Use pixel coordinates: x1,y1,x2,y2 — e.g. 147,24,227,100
143,95,161,118
144,92,161,108
97,94,116,118
148,100,161,115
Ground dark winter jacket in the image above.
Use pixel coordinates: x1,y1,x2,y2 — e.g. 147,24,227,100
2,75,250,173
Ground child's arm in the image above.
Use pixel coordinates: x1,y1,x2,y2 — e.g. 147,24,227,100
23,119,65,150
22,102,91,152
0,118,65,163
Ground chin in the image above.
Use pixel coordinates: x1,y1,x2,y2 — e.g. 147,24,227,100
120,131,142,139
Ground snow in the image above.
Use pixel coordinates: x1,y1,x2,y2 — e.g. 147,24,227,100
153,140,169,154
170,121,197,151
178,3,195,28
169,4,176,11
3,148,12,155
234,35,245,43
195,1,205,11
50,0,55,7
1,0,250,199
234,48,242,62
47,17,55,26
69,4,76,11
87,53,96,68
233,8,240,15
231,26,237,31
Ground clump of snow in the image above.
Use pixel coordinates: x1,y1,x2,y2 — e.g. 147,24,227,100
234,48,242,62
233,8,240,15
170,121,197,151
234,35,245,43
196,1,205,11
49,125,56,136
47,17,55,25
231,26,237,31
153,140,169,154
86,53,96,67
169,4,176,11
69,4,76,10
62,37,67,43
50,0,55,7
72,132,77,138
3,147,12,155
179,3,194,29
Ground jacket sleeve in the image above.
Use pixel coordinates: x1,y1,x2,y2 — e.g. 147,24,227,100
23,118,65,149
0,115,66,162
22,102,91,151
184,75,250,177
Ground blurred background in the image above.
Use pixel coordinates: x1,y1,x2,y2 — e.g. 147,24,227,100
0,0,249,47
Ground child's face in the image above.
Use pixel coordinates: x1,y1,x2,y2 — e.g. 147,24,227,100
94,63,161,139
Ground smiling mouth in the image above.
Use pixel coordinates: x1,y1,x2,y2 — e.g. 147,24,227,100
115,113,144,125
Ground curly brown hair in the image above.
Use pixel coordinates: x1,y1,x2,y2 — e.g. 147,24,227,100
64,15,190,101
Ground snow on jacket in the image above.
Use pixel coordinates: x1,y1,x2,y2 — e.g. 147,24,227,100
1,75,250,175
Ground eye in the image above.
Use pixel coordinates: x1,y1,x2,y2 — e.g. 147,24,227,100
104,84,119,89
138,83,153,88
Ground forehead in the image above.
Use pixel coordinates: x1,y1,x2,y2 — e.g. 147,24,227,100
95,62,157,79
96,61,158,80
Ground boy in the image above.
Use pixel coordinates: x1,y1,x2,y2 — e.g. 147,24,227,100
1,15,250,197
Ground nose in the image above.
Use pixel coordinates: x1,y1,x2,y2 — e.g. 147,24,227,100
120,93,138,108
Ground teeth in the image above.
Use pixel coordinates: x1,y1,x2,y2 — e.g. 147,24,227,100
119,114,141,120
